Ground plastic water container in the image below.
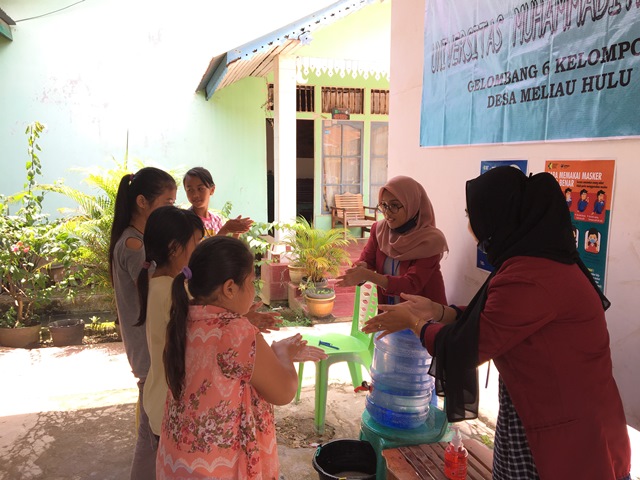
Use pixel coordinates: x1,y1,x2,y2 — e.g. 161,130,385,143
366,329,433,429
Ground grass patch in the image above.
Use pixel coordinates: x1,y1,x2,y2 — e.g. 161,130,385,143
268,307,312,327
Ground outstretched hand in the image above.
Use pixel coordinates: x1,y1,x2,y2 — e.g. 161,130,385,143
270,334,329,363
246,302,282,333
336,261,370,287
362,293,435,340
221,215,254,236
292,345,328,363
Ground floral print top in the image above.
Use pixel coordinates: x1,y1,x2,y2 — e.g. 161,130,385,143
157,305,278,480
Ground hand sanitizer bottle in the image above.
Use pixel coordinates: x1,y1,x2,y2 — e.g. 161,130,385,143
444,426,468,479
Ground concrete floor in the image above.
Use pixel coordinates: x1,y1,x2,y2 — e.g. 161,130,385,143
2,324,638,479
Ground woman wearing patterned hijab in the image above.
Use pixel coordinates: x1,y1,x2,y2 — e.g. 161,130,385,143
364,167,631,480
337,175,449,307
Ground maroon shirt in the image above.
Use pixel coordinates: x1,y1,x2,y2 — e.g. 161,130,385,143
424,256,631,479
359,222,447,306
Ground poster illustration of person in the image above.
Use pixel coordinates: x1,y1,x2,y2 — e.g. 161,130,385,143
546,160,615,291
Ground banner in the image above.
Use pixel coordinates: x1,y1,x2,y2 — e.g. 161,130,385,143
476,160,528,272
546,159,615,292
421,1,640,146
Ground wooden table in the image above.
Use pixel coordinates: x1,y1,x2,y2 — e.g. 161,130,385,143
383,438,493,480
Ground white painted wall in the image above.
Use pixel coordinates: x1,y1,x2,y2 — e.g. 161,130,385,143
390,0,640,428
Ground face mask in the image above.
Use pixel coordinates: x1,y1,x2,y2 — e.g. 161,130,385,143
589,238,597,244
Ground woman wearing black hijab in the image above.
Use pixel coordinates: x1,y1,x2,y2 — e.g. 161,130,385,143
363,167,631,480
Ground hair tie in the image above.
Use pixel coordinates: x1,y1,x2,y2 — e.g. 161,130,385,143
129,173,135,182
182,266,192,280
142,261,151,270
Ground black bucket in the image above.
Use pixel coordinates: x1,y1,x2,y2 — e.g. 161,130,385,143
312,439,377,480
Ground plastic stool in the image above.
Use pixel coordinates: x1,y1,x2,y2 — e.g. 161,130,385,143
359,408,450,480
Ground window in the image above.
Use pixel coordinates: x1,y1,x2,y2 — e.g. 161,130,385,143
371,89,390,115
321,87,364,114
322,121,363,212
267,84,315,112
370,122,388,204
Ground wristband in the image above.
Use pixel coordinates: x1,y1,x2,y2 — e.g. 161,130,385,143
419,320,435,347
436,303,445,322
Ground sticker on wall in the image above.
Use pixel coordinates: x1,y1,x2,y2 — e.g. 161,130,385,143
476,160,528,272
546,159,615,292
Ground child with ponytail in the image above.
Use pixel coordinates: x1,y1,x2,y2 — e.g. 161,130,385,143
108,167,177,480
157,236,327,479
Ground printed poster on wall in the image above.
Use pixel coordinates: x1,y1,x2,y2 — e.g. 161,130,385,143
546,160,615,292
476,160,528,272
420,1,640,146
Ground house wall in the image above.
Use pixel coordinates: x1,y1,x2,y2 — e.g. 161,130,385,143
0,0,337,218
390,0,640,427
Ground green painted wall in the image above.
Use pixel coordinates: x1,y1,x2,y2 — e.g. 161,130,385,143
206,77,269,221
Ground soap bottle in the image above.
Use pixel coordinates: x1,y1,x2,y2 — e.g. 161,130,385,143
444,426,468,479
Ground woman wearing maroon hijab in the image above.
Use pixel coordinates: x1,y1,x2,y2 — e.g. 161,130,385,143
364,167,631,480
337,175,449,307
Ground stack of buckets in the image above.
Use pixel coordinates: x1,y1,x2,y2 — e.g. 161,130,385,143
365,329,434,429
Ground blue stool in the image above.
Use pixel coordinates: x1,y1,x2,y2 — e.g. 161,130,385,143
359,408,450,480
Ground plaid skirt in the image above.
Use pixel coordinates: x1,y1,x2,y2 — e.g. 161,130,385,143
492,377,540,480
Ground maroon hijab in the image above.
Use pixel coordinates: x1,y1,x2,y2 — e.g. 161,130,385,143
375,176,448,261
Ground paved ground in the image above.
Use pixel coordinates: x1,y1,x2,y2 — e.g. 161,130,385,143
1,323,638,479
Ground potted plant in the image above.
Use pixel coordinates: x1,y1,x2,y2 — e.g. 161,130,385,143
0,122,84,348
284,217,352,317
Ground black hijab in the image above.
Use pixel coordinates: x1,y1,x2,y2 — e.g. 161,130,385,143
430,166,610,422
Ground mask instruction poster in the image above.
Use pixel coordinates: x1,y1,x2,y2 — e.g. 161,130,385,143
477,160,528,272
546,159,615,291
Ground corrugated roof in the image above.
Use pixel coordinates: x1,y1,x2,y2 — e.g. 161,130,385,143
197,0,375,99
0,7,16,25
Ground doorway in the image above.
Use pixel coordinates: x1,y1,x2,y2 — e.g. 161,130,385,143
265,119,315,224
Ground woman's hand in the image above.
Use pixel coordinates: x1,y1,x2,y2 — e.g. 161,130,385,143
246,302,282,333
336,262,370,287
362,293,439,340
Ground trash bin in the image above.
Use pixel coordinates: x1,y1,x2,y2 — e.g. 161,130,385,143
312,439,376,480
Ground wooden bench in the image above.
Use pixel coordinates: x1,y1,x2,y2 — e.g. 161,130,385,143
383,439,493,480
331,192,378,237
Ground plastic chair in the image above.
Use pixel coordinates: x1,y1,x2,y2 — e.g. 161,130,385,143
295,281,379,434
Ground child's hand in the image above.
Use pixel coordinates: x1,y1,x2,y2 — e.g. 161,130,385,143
221,215,254,235
246,302,282,332
271,333,308,362
292,345,328,362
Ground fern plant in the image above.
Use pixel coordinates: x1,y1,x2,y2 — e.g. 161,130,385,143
39,159,131,292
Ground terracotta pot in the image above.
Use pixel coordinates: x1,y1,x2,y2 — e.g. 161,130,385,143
0,325,41,348
305,294,336,318
49,319,85,346
287,265,308,284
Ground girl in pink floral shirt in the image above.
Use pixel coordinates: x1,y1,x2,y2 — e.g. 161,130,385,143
157,236,325,479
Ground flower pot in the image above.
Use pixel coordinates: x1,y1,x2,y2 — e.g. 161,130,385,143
305,288,335,300
0,325,41,348
305,294,336,318
48,319,85,346
287,265,308,284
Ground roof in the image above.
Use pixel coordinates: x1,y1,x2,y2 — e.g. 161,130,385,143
0,6,15,41
0,7,15,25
197,0,375,99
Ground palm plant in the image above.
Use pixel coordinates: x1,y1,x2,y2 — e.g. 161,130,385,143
284,216,353,285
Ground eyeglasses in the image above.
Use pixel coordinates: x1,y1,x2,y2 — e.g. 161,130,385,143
377,202,404,214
